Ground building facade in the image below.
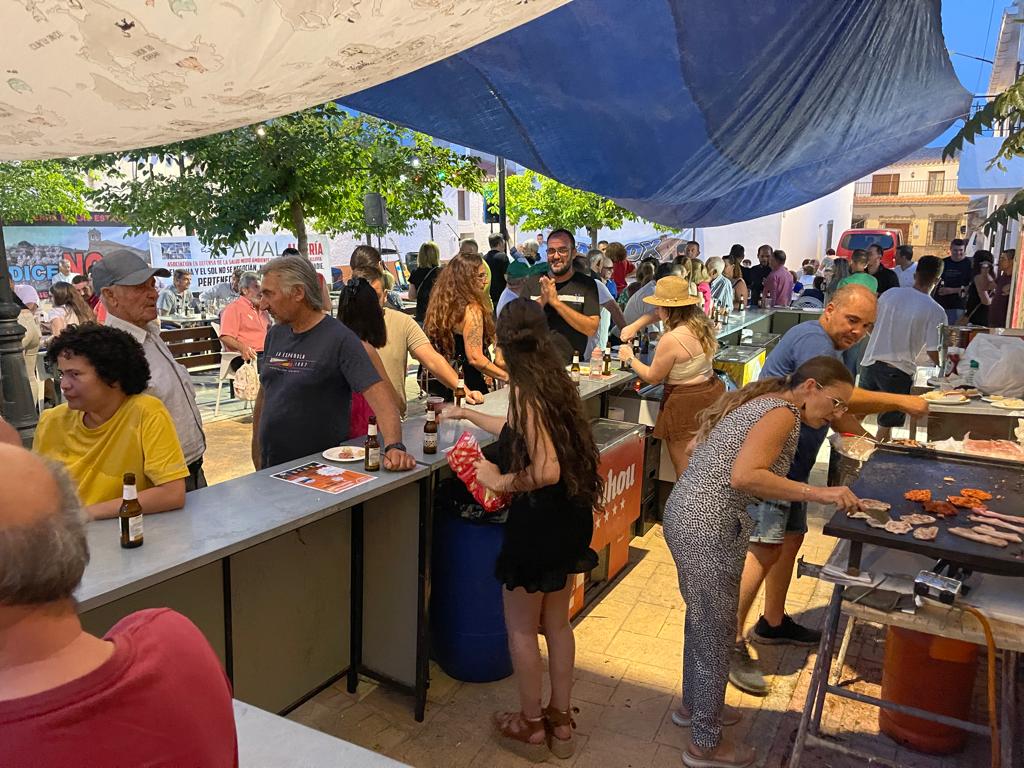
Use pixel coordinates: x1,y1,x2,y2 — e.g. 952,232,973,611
852,147,969,253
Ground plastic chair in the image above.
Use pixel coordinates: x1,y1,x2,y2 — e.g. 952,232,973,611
792,295,824,310
210,322,241,415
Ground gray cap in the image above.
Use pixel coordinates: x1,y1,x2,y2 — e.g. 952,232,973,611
91,250,170,293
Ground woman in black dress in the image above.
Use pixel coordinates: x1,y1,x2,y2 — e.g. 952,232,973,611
965,250,996,326
423,250,507,397
442,298,601,759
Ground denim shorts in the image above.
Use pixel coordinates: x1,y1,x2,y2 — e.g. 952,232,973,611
746,499,807,545
858,361,913,427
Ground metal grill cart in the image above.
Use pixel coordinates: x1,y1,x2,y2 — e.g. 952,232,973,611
789,446,1024,768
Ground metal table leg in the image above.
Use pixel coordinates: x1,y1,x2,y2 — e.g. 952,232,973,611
1001,650,1018,768
414,474,435,722
347,504,364,694
831,616,855,686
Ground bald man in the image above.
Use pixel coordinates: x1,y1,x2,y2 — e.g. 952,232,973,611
0,415,19,446
729,285,929,696
0,445,237,765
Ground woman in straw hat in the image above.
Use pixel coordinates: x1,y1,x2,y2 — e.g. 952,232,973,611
618,276,724,474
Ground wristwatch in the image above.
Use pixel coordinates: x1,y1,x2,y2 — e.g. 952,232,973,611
384,442,407,454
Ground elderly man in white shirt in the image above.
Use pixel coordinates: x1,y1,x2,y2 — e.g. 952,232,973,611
92,251,208,490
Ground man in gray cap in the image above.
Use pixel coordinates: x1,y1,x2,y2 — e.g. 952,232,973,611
92,250,208,490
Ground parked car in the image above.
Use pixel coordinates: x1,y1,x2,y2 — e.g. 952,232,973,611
836,228,902,268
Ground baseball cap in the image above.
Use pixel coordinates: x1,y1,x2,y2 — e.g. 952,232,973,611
14,284,40,306
91,250,170,293
506,260,532,279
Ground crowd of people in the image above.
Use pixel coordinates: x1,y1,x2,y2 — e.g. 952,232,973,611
0,225,1013,768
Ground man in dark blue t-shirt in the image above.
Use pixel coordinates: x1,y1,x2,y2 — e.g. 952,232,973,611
729,284,927,696
251,256,415,471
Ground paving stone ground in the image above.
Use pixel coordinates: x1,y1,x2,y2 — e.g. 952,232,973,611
204,415,1016,768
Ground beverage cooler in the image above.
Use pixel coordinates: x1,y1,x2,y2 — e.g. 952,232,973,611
713,344,767,387
568,418,647,618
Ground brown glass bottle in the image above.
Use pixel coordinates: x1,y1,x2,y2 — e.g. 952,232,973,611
602,348,612,376
119,472,144,549
364,416,381,471
454,377,466,408
570,352,581,384
423,408,438,454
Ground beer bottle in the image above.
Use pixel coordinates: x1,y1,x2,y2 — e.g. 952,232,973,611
423,408,438,454
364,416,381,471
454,377,466,408
602,348,612,376
119,472,144,549
570,351,581,384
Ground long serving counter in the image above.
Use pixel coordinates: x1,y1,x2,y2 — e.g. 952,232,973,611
73,307,821,726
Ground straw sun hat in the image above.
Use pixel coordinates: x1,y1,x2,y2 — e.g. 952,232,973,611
642,276,700,307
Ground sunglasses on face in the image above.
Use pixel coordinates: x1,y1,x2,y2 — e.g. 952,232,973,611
815,382,848,414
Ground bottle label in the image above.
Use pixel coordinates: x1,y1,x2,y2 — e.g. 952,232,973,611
457,379,465,389
424,433,438,450
367,424,377,436
426,410,436,422
366,447,380,467
127,514,143,542
123,485,138,501
570,371,580,384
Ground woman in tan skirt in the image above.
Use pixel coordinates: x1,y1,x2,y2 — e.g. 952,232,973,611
619,275,724,475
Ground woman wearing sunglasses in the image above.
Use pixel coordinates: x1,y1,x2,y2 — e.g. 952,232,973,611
663,355,859,768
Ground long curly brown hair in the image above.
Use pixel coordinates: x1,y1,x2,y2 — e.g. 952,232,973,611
497,298,603,511
423,251,494,358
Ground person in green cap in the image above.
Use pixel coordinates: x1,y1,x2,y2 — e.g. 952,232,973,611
837,249,878,293
497,260,545,317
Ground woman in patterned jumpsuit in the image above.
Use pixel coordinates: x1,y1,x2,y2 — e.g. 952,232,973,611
664,356,858,768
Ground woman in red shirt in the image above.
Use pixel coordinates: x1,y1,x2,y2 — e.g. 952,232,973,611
607,242,634,293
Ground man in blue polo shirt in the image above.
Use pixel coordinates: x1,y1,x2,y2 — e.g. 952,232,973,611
729,284,929,695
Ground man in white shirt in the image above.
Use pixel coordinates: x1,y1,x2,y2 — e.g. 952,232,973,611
157,269,200,316
52,257,80,285
893,244,918,288
201,267,244,305
92,251,208,489
623,262,682,330
859,255,945,441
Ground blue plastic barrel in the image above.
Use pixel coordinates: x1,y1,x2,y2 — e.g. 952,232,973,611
430,493,513,683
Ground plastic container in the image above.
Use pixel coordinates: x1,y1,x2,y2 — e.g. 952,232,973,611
430,482,513,683
878,626,979,754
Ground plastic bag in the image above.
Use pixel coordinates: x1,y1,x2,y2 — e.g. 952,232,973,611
962,335,1024,397
446,431,511,513
233,359,261,401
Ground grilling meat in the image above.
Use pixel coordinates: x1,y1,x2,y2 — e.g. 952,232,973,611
947,495,982,509
922,500,958,518
901,514,937,526
960,488,993,501
973,525,1023,544
967,513,1024,534
949,527,1009,548
913,526,939,541
904,489,932,502
884,520,913,535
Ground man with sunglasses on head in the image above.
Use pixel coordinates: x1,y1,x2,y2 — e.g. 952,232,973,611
728,284,928,697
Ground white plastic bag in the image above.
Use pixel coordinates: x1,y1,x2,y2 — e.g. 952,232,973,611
234,359,261,401
963,335,1024,397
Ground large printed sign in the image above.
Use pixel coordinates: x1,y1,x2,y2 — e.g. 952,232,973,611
591,431,645,551
148,234,332,291
4,216,149,298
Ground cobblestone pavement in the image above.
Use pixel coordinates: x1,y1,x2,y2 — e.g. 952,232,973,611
204,417,1012,768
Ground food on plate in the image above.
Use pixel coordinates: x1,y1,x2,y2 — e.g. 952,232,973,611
992,397,1024,410
921,390,968,403
901,514,936,525
968,513,1024,534
903,489,932,502
960,488,993,501
947,495,981,509
973,524,1023,544
857,499,891,514
984,394,1007,401
922,500,958,518
949,527,1009,548
952,387,980,397
884,520,913,535
913,526,939,541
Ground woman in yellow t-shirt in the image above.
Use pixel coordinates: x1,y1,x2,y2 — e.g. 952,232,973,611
33,324,188,520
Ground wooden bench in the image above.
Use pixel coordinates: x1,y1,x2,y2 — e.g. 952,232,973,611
160,326,222,373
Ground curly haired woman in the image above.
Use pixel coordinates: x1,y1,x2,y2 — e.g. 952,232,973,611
423,250,507,397
442,298,601,759
33,323,188,520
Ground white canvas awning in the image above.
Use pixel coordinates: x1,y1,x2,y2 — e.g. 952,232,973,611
0,0,568,161
957,136,1024,195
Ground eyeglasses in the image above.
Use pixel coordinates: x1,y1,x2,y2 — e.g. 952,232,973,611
548,247,572,256
815,382,848,414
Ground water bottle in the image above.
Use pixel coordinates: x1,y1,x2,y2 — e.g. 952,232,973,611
965,359,979,387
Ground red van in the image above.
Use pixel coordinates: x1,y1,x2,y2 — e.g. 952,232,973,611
836,228,902,268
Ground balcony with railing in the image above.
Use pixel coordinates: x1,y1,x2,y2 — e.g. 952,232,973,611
853,178,966,199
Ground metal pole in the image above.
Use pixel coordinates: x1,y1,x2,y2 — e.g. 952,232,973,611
0,215,37,446
497,156,508,243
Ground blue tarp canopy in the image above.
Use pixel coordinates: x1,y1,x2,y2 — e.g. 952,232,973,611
344,0,971,228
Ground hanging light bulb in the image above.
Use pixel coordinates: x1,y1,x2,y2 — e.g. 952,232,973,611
410,156,422,169
255,125,267,138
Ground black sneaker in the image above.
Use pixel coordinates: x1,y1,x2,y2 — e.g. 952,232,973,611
728,642,768,696
751,614,822,647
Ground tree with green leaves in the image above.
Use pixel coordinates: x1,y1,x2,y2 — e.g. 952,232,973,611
82,103,484,256
485,169,640,247
944,86,1024,233
0,159,89,438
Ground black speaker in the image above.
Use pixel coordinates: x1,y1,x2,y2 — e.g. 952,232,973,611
363,192,388,229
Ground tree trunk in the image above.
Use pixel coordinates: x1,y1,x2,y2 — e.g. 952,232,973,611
290,198,309,256
588,227,598,250
178,153,195,236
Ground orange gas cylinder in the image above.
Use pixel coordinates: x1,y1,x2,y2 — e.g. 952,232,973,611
878,626,980,754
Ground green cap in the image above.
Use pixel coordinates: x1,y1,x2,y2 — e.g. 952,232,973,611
506,260,532,279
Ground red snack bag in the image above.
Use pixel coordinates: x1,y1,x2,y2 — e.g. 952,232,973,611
446,431,512,513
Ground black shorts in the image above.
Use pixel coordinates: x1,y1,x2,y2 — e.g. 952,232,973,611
858,361,913,427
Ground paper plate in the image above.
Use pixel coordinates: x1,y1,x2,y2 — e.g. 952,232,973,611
991,399,1024,410
322,446,366,462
